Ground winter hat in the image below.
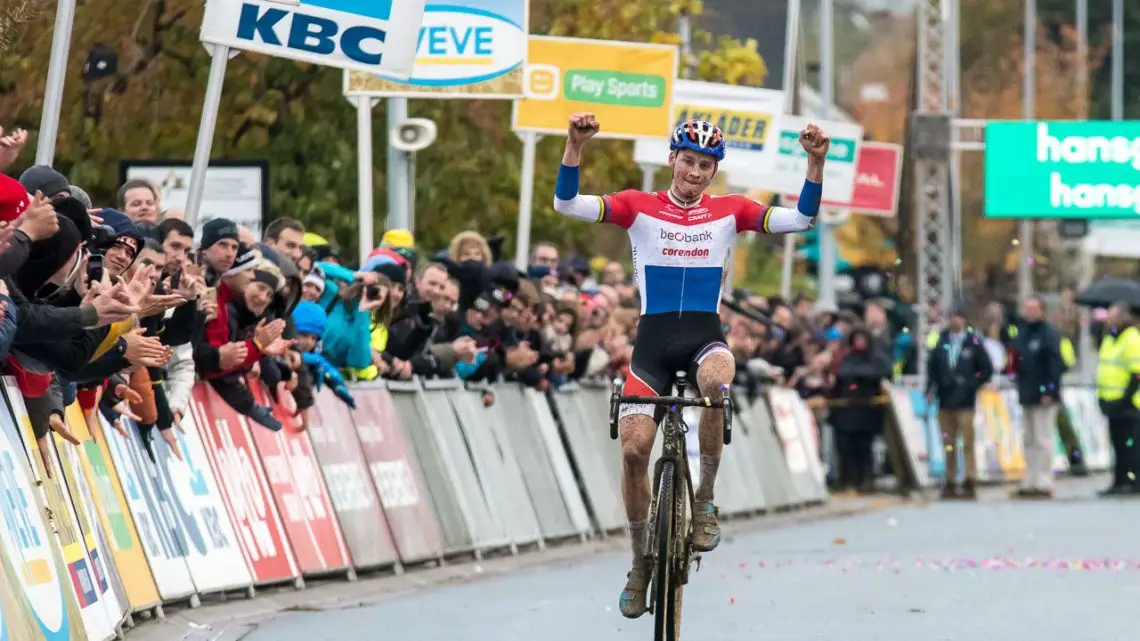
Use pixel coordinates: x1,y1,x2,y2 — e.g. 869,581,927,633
368,257,407,287
0,173,30,222
200,217,239,251
223,243,258,277
18,165,69,198
100,208,143,260
381,228,414,248
68,184,92,209
16,215,82,296
251,259,283,292
292,301,328,338
52,197,92,241
303,271,326,293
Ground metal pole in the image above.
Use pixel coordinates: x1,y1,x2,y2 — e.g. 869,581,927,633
779,0,802,299
1111,0,1123,120
640,164,655,192
678,12,694,79
1077,0,1088,119
1077,237,1096,379
407,151,417,234
35,0,77,166
817,0,837,309
514,131,538,272
356,97,374,265
386,97,410,230
1017,0,1035,303
185,45,231,228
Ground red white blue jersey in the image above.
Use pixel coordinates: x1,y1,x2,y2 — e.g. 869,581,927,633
600,190,774,316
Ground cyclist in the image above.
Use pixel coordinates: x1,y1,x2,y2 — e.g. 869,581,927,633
552,112,829,618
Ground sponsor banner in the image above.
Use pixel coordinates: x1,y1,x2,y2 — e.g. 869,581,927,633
783,142,903,216
67,406,161,612
984,121,1140,219
124,412,255,594
633,80,784,188
907,389,946,481
972,389,1013,481
344,0,528,98
767,390,810,474
190,385,299,585
6,389,117,641
97,410,196,601
350,385,442,562
53,408,128,628
0,383,83,641
305,388,398,569
513,36,679,139
201,0,428,79
769,115,863,203
248,384,351,574
121,161,268,238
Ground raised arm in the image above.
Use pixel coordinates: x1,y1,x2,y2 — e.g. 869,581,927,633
756,124,831,234
553,112,607,223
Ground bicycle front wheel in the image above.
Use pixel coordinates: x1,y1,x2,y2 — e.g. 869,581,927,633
653,461,676,641
668,468,689,641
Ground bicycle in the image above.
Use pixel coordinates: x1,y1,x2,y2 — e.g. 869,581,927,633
608,371,734,641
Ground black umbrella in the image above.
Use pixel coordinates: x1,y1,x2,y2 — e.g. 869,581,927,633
1074,277,1140,309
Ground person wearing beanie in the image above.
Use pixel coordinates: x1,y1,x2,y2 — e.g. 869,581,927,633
291,300,355,410
196,252,289,432
68,185,93,210
97,209,144,279
0,174,63,278
926,303,993,501
18,165,70,201
301,271,325,303
198,217,240,283
381,228,414,249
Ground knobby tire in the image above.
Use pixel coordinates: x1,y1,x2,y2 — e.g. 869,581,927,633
653,462,676,641
668,467,688,641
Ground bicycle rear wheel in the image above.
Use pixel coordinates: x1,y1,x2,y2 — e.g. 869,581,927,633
652,462,676,641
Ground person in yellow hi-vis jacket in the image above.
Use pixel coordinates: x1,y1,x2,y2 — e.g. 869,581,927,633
1096,302,1140,496
1054,336,1090,476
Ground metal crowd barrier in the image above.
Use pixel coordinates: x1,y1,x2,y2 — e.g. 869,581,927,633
0,374,847,641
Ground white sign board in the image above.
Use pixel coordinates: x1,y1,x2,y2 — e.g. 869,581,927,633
123,162,267,238
633,79,785,189
200,0,428,79
771,115,863,203
1089,220,1140,259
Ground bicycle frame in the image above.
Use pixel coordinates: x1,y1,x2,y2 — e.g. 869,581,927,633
607,374,733,640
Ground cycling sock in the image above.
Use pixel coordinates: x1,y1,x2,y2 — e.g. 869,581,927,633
628,520,649,568
696,455,720,502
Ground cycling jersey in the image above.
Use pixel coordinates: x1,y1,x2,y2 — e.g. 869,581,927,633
554,185,817,316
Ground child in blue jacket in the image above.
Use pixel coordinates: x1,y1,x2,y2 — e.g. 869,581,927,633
292,301,357,410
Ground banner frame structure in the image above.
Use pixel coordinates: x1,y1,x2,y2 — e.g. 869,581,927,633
186,1,430,227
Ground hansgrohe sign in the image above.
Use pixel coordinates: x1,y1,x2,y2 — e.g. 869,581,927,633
985,121,1140,219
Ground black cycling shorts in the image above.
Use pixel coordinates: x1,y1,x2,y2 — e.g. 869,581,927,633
623,312,732,418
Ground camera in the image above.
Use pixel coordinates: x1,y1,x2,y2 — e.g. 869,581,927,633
366,284,382,300
88,224,118,251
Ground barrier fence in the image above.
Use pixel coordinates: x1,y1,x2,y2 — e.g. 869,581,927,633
0,376,1112,640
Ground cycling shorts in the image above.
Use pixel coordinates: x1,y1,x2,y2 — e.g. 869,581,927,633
622,311,733,420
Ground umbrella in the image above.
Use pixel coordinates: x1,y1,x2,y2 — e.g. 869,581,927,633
1074,277,1140,309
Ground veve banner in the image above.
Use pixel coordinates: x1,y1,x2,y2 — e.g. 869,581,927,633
344,0,528,98
200,0,429,79
633,80,784,188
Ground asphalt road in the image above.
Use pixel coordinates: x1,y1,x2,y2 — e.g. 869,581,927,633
236,478,1139,641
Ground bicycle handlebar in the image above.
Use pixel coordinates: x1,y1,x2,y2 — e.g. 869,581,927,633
608,386,734,445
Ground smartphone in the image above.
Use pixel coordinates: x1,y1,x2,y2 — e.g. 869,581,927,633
85,254,104,286
203,286,218,307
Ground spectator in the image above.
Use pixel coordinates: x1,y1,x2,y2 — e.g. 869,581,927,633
449,231,492,265
117,179,160,224
926,304,993,500
828,326,891,494
602,261,625,286
292,300,355,409
157,218,195,273
1010,295,1064,499
18,165,71,202
263,218,305,265
531,242,559,270
1095,301,1140,497
198,218,240,284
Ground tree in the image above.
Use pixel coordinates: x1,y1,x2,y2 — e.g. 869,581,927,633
0,0,767,261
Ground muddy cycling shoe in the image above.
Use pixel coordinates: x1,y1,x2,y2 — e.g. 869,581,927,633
691,501,722,552
619,566,649,619
248,405,283,432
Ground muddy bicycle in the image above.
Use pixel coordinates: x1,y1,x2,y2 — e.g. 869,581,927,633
609,371,733,641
